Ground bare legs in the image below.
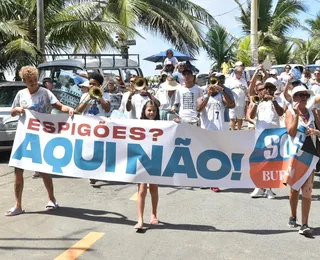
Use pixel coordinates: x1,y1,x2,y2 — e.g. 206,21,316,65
135,184,159,228
14,168,24,210
6,168,56,215
40,173,56,203
230,119,243,130
289,173,314,226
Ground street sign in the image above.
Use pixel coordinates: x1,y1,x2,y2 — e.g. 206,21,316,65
117,40,136,46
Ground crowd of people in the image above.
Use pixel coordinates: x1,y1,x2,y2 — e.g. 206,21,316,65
4,49,320,236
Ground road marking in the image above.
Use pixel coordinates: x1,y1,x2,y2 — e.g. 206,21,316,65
54,232,105,260
130,192,138,201
130,188,149,201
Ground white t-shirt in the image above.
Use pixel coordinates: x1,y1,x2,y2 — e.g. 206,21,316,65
175,85,203,117
256,100,281,129
226,77,247,107
12,87,58,113
103,92,122,117
200,94,226,131
155,89,176,110
131,94,150,119
311,84,320,110
173,72,185,86
164,57,178,67
80,93,105,116
280,72,290,84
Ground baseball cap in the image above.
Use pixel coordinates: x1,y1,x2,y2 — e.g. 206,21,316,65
79,80,90,88
235,61,244,66
269,69,278,75
43,77,53,84
182,68,195,75
264,78,278,89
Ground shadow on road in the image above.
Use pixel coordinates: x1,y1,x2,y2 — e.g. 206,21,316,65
24,206,314,236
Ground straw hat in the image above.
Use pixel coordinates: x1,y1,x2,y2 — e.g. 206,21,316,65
162,75,180,91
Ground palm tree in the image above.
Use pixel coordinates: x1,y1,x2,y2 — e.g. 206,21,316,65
1,0,216,73
291,38,320,65
234,0,307,49
205,24,237,71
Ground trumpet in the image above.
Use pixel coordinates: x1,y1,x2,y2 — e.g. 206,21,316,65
89,86,103,100
134,77,147,90
209,77,218,85
252,95,262,104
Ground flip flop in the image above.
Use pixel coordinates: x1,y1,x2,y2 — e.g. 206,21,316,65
45,201,59,211
134,223,144,230
149,219,159,225
5,207,25,216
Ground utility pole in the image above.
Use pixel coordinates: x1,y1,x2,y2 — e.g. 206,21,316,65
37,0,45,54
250,0,258,66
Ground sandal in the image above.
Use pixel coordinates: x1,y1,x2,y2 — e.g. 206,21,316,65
45,201,59,211
134,223,144,229
5,207,25,216
150,219,159,225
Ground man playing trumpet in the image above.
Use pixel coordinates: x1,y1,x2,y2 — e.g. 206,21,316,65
76,72,110,116
126,77,160,119
248,77,284,199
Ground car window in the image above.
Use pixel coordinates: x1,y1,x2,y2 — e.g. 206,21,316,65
123,69,138,83
0,85,26,107
39,67,85,109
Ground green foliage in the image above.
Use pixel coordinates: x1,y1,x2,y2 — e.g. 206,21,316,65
205,24,237,70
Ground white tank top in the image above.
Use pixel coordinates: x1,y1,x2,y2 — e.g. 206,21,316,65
200,94,226,131
256,100,280,130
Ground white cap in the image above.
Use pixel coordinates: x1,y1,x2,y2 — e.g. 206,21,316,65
269,69,278,75
79,71,88,77
265,77,280,90
79,80,90,88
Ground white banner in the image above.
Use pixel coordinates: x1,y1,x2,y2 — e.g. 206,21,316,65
9,110,318,189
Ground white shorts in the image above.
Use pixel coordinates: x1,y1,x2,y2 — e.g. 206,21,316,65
229,106,245,120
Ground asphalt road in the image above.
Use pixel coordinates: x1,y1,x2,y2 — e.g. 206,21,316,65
0,151,320,260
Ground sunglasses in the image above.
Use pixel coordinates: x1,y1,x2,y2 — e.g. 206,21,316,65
294,93,311,98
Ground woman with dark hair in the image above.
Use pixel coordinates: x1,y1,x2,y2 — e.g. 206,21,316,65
280,64,292,84
164,49,178,67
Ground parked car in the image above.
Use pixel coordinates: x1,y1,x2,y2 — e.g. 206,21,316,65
305,64,320,77
271,64,304,75
37,53,144,108
0,81,26,151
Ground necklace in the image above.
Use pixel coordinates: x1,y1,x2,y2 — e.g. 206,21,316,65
299,110,309,120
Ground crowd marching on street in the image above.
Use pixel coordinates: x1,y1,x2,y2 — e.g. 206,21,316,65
4,48,320,237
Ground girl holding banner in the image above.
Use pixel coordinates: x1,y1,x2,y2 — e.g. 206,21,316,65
285,85,318,236
135,100,161,230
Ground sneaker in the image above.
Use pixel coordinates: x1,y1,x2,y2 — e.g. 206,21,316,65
32,172,41,179
211,187,221,192
265,189,275,199
89,179,97,185
288,217,297,228
299,224,312,236
250,188,265,198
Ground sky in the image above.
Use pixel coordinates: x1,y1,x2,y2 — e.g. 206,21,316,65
128,0,320,76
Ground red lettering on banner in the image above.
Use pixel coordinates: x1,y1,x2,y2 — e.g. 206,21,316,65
78,124,91,136
43,121,55,133
113,126,126,139
27,118,40,131
129,127,146,140
58,122,70,133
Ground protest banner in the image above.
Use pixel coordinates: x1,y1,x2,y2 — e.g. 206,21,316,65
9,110,318,189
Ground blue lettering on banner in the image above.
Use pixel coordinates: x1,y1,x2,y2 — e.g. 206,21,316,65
105,142,116,172
196,150,231,180
12,133,42,163
44,137,73,173
13,135,247,181
126,144,163,176
74,140,104,170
